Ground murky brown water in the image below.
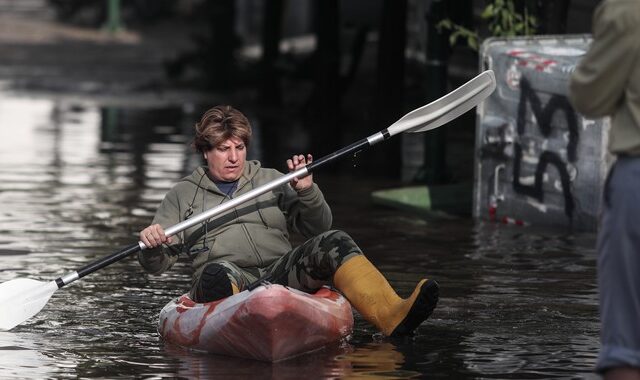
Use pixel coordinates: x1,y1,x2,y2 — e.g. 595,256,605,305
0,92,600,379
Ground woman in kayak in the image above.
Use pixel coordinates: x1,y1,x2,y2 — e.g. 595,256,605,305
138,105,439,337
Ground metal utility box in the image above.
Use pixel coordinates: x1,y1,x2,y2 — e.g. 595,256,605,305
474,35,612,231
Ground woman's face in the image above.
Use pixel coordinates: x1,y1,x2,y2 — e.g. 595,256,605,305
204,137,247,182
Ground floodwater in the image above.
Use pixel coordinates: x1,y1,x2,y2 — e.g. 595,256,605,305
0,92,600,379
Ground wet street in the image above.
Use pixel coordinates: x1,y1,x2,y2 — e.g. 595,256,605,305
0,91,600,379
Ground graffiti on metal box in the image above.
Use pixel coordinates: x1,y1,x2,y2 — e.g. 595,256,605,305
513,76,578,218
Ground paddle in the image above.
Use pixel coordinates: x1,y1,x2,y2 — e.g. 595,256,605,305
0,70,495,331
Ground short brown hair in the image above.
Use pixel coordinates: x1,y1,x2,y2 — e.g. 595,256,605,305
192,105,252,153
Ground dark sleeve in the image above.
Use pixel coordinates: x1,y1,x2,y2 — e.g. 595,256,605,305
569,3,640,117
282,183,333,237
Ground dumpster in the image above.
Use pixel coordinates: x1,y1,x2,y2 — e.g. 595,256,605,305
474,35,612,231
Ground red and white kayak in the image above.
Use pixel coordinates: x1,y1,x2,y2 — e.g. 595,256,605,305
158,284,354,362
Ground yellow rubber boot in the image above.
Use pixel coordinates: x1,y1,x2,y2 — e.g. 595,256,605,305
333,255,439,336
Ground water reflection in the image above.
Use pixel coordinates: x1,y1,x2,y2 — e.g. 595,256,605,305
0,92,600,378
0,332,55,379
161,342,423,379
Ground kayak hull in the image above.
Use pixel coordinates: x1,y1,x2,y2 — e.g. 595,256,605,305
158,285,354,362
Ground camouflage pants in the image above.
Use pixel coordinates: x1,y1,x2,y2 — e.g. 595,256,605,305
193,230,362,295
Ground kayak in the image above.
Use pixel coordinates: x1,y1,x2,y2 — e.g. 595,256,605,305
158,284,354,362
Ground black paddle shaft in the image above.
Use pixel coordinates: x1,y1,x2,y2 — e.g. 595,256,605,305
77,243,142,278
55,243,141,289
305,137,373,173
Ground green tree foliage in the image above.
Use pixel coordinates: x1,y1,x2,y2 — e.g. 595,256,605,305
437,0,537,50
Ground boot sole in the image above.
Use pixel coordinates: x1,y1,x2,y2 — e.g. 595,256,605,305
194,263,233,303
390,279,439,337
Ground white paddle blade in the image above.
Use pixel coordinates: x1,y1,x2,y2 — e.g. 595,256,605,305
388,70,496,136
0,278,58,331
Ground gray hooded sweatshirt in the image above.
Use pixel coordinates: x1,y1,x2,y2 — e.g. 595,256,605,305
138,160,332,275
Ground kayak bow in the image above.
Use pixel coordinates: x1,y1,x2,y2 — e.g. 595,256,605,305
158,285,354,362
